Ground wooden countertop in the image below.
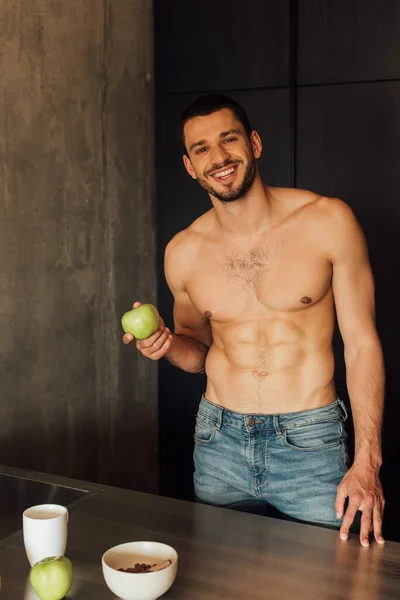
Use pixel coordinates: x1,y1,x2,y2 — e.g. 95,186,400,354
0,465,399,599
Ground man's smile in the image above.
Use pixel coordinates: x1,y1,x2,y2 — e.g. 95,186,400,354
208,163,239,183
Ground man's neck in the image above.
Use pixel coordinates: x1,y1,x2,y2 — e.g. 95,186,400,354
211,180,274,237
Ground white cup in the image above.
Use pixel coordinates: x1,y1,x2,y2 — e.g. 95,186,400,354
23,504,68,566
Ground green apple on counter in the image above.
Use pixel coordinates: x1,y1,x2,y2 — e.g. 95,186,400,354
121,303,160,340
30,556,73,600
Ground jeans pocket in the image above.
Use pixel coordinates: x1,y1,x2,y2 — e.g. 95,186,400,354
194,415,216,445
282,419,344,452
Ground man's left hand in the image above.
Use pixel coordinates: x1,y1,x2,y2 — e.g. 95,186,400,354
335,464,385,547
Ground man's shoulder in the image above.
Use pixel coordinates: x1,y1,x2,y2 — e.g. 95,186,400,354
166,211,213,255
298,193,364,260
165,210,213,269
284,188,357,224
277,186,345,210
309,195,358,228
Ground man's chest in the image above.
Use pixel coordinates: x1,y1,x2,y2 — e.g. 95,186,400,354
186,236,333,319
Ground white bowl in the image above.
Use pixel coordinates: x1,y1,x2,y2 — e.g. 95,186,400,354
102,541,178,600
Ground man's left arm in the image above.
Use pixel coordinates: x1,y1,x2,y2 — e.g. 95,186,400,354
328,199,385,547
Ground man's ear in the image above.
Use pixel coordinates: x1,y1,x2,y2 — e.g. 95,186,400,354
183,154,197,179
250,131,262,159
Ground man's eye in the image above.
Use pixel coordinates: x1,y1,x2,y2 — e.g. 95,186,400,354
196,147,207,154
224,137,237,143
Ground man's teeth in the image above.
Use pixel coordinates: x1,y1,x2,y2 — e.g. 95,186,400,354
213,167,235,179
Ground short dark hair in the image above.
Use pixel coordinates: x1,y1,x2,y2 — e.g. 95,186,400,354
179,94,253,155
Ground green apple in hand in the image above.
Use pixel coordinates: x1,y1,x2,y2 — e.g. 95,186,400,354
30,556,73,600
121,303,160,340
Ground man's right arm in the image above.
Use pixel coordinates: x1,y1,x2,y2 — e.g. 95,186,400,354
124,233,212,373
163,288,212,373
163,234,212,373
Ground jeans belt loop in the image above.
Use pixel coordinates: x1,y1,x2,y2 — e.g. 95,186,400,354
216,407,223,431
273,415,282,436
337,397,348,420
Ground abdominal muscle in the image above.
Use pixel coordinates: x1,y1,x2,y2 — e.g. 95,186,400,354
204,305,337,415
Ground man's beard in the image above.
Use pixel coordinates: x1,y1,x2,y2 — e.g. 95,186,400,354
196,156,257,203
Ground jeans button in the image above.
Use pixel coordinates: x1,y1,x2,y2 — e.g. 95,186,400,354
248,418,255,426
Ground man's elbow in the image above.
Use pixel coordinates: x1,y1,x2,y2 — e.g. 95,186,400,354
344,337,384,365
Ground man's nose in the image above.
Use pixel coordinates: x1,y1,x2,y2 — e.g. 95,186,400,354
209,144,231,165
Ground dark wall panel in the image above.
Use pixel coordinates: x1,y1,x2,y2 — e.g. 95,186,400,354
298,1,400,84
156,89,291,500
154,0,290,94
296,82,400,540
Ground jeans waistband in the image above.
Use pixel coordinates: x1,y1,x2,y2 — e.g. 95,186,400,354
197,395,348,432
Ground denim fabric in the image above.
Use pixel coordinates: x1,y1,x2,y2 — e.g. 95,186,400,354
193,395,350,528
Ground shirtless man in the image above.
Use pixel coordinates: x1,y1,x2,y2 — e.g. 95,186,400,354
123,94,385,546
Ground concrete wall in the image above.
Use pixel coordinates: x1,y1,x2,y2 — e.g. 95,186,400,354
0,0,158,493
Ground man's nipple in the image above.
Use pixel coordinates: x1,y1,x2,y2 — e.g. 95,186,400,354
204,311,212,319
300,296,312,304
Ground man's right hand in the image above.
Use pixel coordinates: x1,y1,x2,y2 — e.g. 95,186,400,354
122,302,174,360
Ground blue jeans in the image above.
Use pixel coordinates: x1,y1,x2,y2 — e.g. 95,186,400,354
194,395,350,528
